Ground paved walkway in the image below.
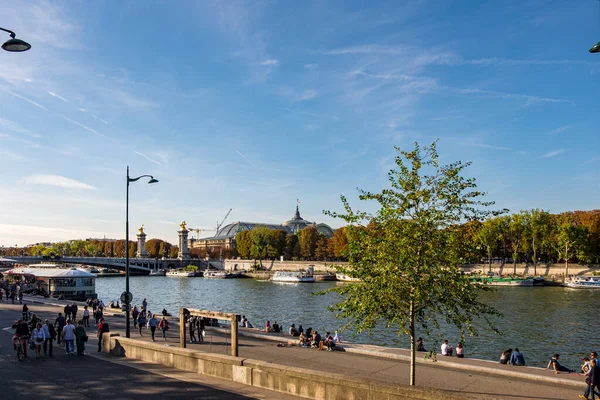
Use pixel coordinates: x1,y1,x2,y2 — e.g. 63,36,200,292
11,295,592,399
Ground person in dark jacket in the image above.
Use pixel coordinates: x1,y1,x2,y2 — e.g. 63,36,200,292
546,354,575,373
12,319,29,358
97,318,110,352
71,303,78,321
54,313,66,345
510,348,526,366
64,304,71,321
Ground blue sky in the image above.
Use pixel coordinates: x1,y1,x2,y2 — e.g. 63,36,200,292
1,0,599,246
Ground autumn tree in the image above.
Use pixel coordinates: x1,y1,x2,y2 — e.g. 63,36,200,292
507,212,527,274
266,229,287,258
284,234,299,260
329,227,349,260
299,225,319,259
322,141,501,386
159,241,172,258
169,246,179,258
550,215,590,275
145,238,163,258
315,234,332,260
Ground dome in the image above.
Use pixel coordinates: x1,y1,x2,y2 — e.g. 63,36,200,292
282,205,313,234
214,222,289,239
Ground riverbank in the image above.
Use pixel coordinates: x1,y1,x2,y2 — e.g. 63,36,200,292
9,295,590,399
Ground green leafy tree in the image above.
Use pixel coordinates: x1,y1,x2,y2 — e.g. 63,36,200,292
235,230,252,259
551,219,590,275
525,209,552,275
299,225,319,259
507,212,527,274
70,240,85,257
84,241,102,257
322,141,501,386
267,230,287,258
29,244,47,256
476,217,502,273
315,234,332,260
284,234,299,260
249,226,270,268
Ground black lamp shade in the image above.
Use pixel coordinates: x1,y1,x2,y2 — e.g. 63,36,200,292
2,38,31,52
591,42,600,53
148,178,159,184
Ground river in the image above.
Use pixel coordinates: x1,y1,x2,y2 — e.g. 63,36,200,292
96,276,599,370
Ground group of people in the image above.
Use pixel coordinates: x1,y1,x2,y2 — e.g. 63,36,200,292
499,348,526,366
288,324,341,351
188,316,206,343
2,287,23,304
131,304,170,341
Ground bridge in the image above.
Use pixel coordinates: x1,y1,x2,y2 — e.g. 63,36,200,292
6,256,213,274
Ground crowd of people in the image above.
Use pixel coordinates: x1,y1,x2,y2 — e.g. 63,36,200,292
288,323,341,351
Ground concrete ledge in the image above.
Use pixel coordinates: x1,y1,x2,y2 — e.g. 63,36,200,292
104,336,466,399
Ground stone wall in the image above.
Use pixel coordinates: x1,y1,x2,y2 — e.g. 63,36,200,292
102,334,462,400
224,259,346,272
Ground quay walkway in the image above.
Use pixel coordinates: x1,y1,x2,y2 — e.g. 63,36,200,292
11,295,591,399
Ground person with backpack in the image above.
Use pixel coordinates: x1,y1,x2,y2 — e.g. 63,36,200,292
158,316,169,341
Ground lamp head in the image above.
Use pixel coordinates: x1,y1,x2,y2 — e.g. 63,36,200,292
2,38,31,52
590,42,600,53
147,178,159,184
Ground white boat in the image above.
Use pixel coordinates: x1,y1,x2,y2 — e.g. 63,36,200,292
204,270,239,279
272,269,315,283
470,276,534,286
336,273,361,282
5,264,97,300
564,276,600,289
166,269,195,277
149,269,167,276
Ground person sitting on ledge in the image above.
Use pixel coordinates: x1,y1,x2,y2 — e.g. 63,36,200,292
289,324,298,337
161,308,170,317
456,342,465,358
326,334,336,351
311,330,321,348
416,337,426,352
441,339,453,356
547,354,576,374
510,348,526,366
298,331,307,348
319,332,330,351
500,348,512,364
272,321,280,333
265,320,271,332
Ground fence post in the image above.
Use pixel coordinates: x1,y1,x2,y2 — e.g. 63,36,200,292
231,315,238,357
180,308,186,348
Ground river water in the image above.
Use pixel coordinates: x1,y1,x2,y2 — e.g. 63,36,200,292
96,276,599,369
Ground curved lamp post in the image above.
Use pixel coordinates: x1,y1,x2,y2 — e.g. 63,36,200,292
125,166,158,338
0,27,31,52
592,1,600,53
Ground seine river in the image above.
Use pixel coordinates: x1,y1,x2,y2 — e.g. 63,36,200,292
96,276,598,369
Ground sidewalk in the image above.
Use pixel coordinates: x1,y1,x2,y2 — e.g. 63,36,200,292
16,295,589,399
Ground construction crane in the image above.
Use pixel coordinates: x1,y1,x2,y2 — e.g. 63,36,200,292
216,208,232,234
189,228,209,240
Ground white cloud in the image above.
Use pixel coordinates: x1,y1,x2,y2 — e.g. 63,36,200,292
7,91,48,111
260,59,279,66
304,64,318,70
541,149,566,158
236,150,257,168
549,125,571,135
298,89,318,101
25,174,97,190
133,151,163,166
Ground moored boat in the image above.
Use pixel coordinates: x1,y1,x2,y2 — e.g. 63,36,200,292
149,269,167,276
272,268,315,283
470,276,534,286
204,270,239,279
335,273,361,282
5,264,97,299
166,269,195,277
564,276,600,289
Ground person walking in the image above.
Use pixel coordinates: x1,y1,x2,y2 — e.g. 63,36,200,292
132,306,139,329
75,321,87,356
148,314,159,342
198,317,205,343
64,304,71,321
0,288,3,302
71,303,78,321
10,290,15,304
43,319,56,358
62,319,75,355
22,304,29,321
97,317,110,352
142,298,148,312
82,306,90,328
159,317,169,341
18,290,23,304
189,316,197,343
54,313,66,346
32,322,46,359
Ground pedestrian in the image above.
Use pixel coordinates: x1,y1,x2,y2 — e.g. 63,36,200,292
61,319,75,355
142,298,148,312
189,316,197,342
132,306,139,329
546,354,576,374
18,290,23,304
71,303,78,321
10,290,15,304
0,288,3,302
22,304,29,321
159,316,169,341
43,319,56,358
198,317,205,343
64,304,71,321
148,314,159,342
92,298,98,312
54,313,66,345
97,317,110,352
32,322,46,359
510,348,526,366
75,320,87,356
82,306,90,327
137,312,146,336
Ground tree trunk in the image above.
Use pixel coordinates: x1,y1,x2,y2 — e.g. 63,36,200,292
532,238,537,276
409,299,416,386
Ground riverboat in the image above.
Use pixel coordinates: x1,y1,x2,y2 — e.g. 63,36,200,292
149,269,167,276
470,276,534,286
335,273,361,282
564,276,600,289
5,264,97,300
166,269,195,277
204,270,239,279
272,268,315,283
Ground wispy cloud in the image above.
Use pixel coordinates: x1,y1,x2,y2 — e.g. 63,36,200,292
7,91,48,111
456,88,575,106
47,90,86,112
549,125,571,135
541,149,566,158
304,64,318,71
260,59,279,66
469,143,513,151
25,174,97,190
298,89,318,101
133,151,163,166
60,115,109,139
236,150,257,167
0,118,41,138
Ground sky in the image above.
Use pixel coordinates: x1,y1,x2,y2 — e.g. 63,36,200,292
0,0,599,246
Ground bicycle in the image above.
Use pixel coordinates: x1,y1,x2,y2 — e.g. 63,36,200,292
14,335,28,361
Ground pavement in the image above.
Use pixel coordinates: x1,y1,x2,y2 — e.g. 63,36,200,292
0,299,300,400
5,295,592,400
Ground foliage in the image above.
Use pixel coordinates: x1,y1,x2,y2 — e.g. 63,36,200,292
145,239,163,258
329,227,349,259
235,231,252,259
249,226,271,268
322,141,501,386
299,225,319,259
168,246,179,258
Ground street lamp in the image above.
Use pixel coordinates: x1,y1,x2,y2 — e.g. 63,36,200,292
125,166,158,338
591,42,600,53
0,27,31,52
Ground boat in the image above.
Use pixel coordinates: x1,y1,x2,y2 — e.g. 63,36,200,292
204,270,239,279
564,276,600,289
336,273,361,282
272,268,315,283
149,269,167,276
166,269,195,277
5,263,97,300
470,276,534,286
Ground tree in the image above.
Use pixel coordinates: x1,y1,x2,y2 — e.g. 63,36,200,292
29,244,47,256
267,229,287,259
329,227,349,260
249,226,270,268
551,219,590,275
103,241,114,257
507,212,527,274
573,210,600,264
70,240,85,257
235,230,252,259
159,241,172,258
128,242,137,258
145,239,163,258
315,234,332,260
84,241,102,257
322,141,501,386
525,209,552,275
299,225,319,259
284,234,298,260
169,246,179,258
476,217,502,273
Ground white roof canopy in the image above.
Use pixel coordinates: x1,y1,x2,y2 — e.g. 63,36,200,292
7,267,96,278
